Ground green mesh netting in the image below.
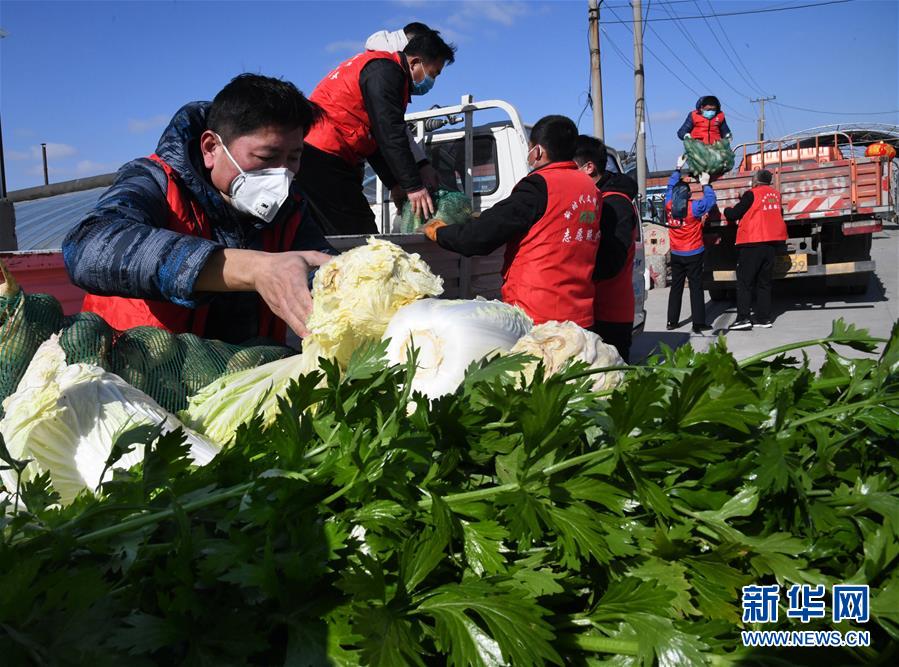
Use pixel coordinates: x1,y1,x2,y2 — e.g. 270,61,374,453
0,263,65,417
0,261,296,416
683,137,736,177
396,189,473,233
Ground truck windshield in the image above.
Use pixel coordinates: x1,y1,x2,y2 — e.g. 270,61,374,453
363,135,499,203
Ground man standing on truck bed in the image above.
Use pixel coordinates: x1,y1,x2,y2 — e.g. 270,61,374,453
724,169,787,330
665,159,715,334
297,30,456,235
420,115,601,328
573,135,639,362
63,74,336,345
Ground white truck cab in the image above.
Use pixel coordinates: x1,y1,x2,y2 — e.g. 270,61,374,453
337,96,646,332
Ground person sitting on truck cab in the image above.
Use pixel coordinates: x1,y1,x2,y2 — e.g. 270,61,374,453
724,169,787,331
677,95,732,145
420,115,601,328
62,74,336,345
297,30,456,235
573,135,639,362
664,159,716,333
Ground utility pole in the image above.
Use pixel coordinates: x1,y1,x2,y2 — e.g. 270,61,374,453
588,0,604,141
750,95,776,143
632,0,647,199
41,143,49,186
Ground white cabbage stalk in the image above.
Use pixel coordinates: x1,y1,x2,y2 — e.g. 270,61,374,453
181,238,443,442
0,336,220,506
383,298,533,399
180,351,318,446
509,321,625,392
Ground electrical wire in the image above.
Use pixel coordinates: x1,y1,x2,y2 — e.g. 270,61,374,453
703,0,768,95
601,25,701,97
770,101,899,116
691,0,764,96
606,2,754,121
655,1,754,103
602,0,854,23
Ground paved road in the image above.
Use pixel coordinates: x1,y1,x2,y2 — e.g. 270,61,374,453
632,224,899,367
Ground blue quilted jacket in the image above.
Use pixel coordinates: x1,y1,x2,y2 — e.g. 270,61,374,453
63,102,336,343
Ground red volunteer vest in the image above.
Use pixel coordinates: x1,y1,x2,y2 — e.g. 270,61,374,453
305,51,410,165
594,191,638,324
665,199,705,254
735,185,787,245
690,110,725,144
81,154,303,344
502,162,601,327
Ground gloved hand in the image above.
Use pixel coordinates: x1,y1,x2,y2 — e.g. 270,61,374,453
699,172,711,186
418,219,447,242
676,154,687,170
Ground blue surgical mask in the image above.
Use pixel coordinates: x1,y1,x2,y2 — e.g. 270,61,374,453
412,74,435,96
702,109,717,120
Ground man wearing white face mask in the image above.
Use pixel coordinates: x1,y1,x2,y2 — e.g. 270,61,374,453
297,30,457,234
63,74,337,344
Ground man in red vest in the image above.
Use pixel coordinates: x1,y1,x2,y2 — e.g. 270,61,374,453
573,135,639,361
664,159,716,333
724,169,787,330
419,115,601,328
297,30,456,235
63,74,336,344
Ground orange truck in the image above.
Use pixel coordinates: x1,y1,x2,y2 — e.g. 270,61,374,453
646,131,896,299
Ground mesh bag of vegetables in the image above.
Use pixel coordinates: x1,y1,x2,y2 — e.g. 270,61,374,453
395,188,473,233
0,260,65,417
0,260,295,415
682,136,736,177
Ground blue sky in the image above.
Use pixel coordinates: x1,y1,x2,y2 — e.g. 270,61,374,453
1,0,896,191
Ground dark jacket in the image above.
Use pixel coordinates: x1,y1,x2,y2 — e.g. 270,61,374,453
594,171,638,281
435,170,549,256
62,102,336,343
360,54,423,192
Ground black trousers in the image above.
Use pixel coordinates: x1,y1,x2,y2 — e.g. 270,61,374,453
667,252,706,327
736,243,776,321
589,320,633,363
295,144,378,235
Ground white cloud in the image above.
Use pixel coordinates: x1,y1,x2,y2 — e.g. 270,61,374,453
128,114,169,134
5,144,78,161
74,160,118,176
447,1,531,29
430,24,467,44
649,109,683,123
325,39,365,54
28,143,77,160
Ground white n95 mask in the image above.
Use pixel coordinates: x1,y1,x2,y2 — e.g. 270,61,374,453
216,134,294,224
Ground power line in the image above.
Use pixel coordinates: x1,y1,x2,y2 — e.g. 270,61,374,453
692,0,763,96
640,1,755,122
602,0,854,23
601,25,702,98
770,101,899,116
655,1,753,102
703,0,768,95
